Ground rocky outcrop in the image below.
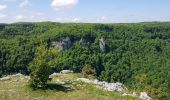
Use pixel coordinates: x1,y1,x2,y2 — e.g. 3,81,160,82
63,37,72,50
77,78,127,92
140,92,151,100
0,76,11,81
52,37,72,51
77,78,151,100
49,70,74,78
60,70,73,74
52,41,63,50
122,92,137,97
99,37,106,52
0,73,30,81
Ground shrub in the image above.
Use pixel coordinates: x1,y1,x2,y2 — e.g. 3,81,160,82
82,64,96,78
29,44,58,89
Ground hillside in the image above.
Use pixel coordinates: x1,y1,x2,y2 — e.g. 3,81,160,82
0,73,139,100
0,22,170,99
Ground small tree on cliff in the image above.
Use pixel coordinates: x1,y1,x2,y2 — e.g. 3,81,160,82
29,44,58,89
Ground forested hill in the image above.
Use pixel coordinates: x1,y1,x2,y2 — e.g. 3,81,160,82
0,22,170,99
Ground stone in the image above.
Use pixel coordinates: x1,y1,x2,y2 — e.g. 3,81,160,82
122,92,137,97
102,82,126,92
77,78,93,83
60,70,73,74
139,92,151,100
49,72,59,78
24,76,30,79
77,78,127,92
10,73,23,77
0,76,11,81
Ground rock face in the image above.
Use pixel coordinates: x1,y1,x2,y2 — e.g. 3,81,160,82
139,92,151,100
63,37,72,50
60,70,73,74
99,37,106,52
52,41,63,50
52,37,72,51
77,78,127,92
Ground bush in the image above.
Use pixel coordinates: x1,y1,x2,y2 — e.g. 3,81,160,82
29,44,58,89
82,64,96,78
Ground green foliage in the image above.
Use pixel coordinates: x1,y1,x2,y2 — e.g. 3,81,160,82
82,64,96,77
29,44,58,89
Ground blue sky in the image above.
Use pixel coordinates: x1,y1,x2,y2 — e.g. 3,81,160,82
0,0,170,23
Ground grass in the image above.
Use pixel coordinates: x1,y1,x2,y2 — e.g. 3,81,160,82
0,73,139,100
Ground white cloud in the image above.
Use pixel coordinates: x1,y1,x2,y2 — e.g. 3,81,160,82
15,15,26,20
100,16,107,20
73,18,81,22
19,0,30,8
0,14,6,19
0,5,7,11
51,0,79,10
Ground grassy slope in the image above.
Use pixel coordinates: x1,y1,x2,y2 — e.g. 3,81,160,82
0,74,139,100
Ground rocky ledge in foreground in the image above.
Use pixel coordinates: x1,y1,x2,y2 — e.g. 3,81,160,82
77,78,151,100
0,71,151,100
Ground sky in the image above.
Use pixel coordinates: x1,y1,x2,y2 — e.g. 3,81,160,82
0,0,170,23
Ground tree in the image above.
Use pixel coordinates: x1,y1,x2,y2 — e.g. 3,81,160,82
29,43,58,89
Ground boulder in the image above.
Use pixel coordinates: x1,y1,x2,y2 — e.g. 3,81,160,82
60,70,73,74
77,78,127,92
0,76,11,81
103,82,126,92
49,72,59,78
139,92,151,100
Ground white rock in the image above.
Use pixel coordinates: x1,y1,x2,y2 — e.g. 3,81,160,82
77,78,127,92
0,76,11,81
77,78,93,83
49,72,59,78
51,72,58,76
11,73,23,77
60,70,73,74
122,92,137,97
93,79,99,84
102,82,125,92
139,92,151,100
24,76,30,79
